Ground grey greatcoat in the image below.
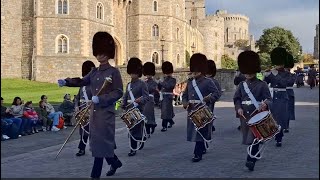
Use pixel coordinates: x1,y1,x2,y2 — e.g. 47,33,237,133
121,79,149,140
144,77,158,125
233,78,272,145
286,72,296,121
264,69,291,130
207,76,222,112
182,76,220,142
65,63,123,158
158,76,176,120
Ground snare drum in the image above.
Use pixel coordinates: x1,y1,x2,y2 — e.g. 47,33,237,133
188,104,214,131
247,111,280,141
121,107,145,130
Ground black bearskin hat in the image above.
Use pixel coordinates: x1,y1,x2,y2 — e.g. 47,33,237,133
206,60,217,77
143,62,156,76
190,53,208,74
92,32,115,58
284,53,294,69
127,57,143,77
270,47,287,65
82,60,96,77
162,61,174,74
237,51,261,74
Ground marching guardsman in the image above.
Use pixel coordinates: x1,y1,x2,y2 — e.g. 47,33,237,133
307,64,317,89
58,32,124,178
182,53,220,162
74,60,95,157
234,69,246,131
158,61,177,132
233,51,272,171
284,53,296,133
205,60,222,131
143,62,158,137
295,66,305,87
264,47,291,147
121,57,149,157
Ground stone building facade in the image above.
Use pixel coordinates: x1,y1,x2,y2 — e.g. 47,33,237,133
314,24,319,59
1,0,253,83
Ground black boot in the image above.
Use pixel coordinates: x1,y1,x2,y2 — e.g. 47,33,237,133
276,141,282,147
128,150,136,156
106,159,122,176
212,126,216,131
245,161,255,171
76,149,85,156
151,125,157,134
161,127,167,132
192,154,202,162
284,129,289,133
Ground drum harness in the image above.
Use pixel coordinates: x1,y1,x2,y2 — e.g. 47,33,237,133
243,82,269,160
191,79,214,150
127,83,147,151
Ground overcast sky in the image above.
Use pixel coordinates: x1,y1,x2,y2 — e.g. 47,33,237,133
205,0,319,54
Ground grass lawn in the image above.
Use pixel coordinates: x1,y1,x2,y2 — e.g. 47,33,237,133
1,79,79,107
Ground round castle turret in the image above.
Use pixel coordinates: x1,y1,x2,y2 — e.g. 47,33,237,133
216,10,249,45
198,14,224,68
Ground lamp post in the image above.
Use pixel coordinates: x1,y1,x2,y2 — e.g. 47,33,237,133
160,36,165,64
191,42,196,54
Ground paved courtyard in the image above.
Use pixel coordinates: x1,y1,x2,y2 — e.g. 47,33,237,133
1,86,319,178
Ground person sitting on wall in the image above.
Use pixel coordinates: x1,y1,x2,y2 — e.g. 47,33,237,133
58,94,75,126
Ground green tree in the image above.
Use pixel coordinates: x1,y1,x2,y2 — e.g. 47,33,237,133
221,54,237,69
258,52,272,70
185,50,191,67
256,26,301,63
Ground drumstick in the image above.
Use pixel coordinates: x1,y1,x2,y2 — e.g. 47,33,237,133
240,114,246,120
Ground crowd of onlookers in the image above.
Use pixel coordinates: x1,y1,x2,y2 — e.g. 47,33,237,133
1,94,77,141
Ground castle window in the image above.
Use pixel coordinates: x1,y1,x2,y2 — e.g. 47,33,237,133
176,28,179,40
96,2,104,20
234,34,237,40
153,1,158,12
177,54,180,64
176,4,179,17
215,32,218,37
215,43,218,50
57,0,68,14
56,35,69,53
152,52,159,64
152,24,159,38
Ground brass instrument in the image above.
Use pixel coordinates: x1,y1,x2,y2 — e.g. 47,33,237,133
55,77,112,159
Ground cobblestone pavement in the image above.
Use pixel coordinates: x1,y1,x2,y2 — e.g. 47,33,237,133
1,86,319,178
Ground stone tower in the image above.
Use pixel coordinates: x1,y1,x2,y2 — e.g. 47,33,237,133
128,0,186,68
185,0,206,28
198,14,224,68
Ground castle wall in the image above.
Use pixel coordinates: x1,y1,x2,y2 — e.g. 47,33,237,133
1,0,23,78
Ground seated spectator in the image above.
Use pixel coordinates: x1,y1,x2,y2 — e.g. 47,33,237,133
58,94,75,126
40,95,64,132
1,97,22,139
23,101,39,134
11,97,32,136
1,119,10,141
39,100,52,131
